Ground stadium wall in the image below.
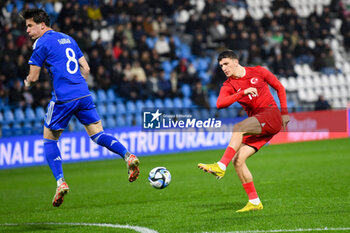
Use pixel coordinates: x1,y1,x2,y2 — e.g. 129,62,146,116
0,118,243,169
0,110,349,169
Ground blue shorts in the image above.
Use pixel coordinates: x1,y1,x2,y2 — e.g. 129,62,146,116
44,95,100,131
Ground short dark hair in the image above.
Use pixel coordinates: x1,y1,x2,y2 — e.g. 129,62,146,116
21,9,50,27
217,50,239,62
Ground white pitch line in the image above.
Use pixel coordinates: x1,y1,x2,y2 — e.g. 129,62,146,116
0,222,158,233
204,227,350,233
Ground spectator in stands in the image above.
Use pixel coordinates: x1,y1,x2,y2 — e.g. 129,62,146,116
95,65,111,90
153,15,168,36
0,75,7,101
74,30,91,52
1,55,16,80
118,50,132,68
235,31,250,65
282,53,297,77
133,24,146,43
16,55,29,79
168,37,178,60
192,33,206,57
4,41,17,62
143,16,155,37
272,54,285,76
9,80,25,107
124,22,136,49
101,0,117,24
146,71,160,98
293,39,314,64
248,44,262,66
130,61,147,84
192,80,210,109
344,31,350,51
87,4,102,21
11,6,22,25
136,35,151,55
315,95,331,110
158,71,172,98
170,71,180,98
118,75,140,100
89,49,102,77
102,46,114,70
113,41,123,59
154,34,171,59
209,20,226,43
139,50,152,68
39,80,52,108
111,62,124,86
313,49,336,74
209,65,227,92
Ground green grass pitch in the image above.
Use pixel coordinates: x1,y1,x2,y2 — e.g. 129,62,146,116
0,138,349,233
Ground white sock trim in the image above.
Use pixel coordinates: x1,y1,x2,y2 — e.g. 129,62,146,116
217,161,226,171
249,197,261,205
57,178,65,187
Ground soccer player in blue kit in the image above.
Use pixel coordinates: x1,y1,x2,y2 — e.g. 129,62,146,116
22,9,140,207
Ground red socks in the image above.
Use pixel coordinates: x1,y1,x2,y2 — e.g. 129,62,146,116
219,146,236,167
242,181,259,200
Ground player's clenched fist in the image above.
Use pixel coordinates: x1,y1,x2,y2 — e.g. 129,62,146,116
24,78,30,87
244,87,258,97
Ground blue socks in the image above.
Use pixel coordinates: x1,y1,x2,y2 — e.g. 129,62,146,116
44,132,127,182
44,139,64,181
90,131,128,158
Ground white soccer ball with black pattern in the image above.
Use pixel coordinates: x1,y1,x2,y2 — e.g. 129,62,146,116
148,167,171,189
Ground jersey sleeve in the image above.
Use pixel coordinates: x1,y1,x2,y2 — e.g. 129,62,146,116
216,83,245,109
259,66,288,115
28,39,48,67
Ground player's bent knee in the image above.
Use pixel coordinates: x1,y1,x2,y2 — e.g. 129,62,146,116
233,159,244,168
233,154,246,168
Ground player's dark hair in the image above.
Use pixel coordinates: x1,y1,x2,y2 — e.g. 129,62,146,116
217,50,239,62
21,9,50,26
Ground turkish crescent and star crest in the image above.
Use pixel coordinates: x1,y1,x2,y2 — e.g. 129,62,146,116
250,77,259,84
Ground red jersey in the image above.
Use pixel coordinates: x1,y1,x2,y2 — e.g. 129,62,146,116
216,66,288,116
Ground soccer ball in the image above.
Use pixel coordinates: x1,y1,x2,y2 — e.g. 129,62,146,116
148,167,171,189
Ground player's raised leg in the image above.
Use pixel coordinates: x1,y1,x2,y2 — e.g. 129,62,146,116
198,117,261,179
233,144,263,212
85,121,140,182
43,127,69,207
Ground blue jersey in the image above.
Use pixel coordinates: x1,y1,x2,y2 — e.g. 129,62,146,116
29,30,90,102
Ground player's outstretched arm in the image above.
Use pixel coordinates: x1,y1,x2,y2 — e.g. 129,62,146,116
260,67,290,130
24,65,41,87
217,85,245,109
78,56,90,80
261,67,288,113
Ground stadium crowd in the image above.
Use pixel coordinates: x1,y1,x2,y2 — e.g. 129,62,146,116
0,0,347,111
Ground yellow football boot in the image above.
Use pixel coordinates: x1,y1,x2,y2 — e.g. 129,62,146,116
198,163,225,179
236,202,263,213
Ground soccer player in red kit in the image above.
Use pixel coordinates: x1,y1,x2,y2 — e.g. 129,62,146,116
198,50,290,212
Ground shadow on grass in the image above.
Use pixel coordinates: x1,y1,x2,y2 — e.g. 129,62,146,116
188,201,244,212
